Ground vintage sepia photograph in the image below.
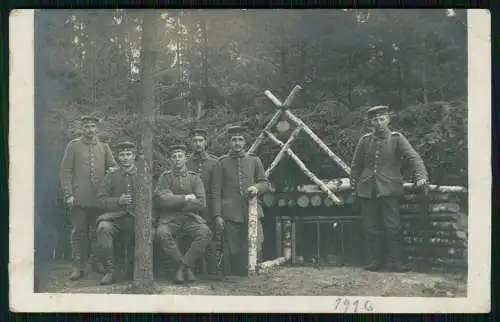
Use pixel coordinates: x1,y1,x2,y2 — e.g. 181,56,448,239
9,9,490,313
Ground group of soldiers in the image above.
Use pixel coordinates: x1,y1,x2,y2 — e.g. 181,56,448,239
60,117,268,285
59,104,428,286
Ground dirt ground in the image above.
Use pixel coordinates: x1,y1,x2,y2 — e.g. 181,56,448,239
38,260,467,297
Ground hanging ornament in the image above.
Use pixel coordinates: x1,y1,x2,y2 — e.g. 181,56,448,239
276,120,290,133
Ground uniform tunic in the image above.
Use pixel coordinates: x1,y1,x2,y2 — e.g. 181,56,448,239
211,151,270,222
211,151,270,275
60,136,117,207
95,166,137,271
186,152,218,218
186,152,218,273
59,136,117,269
350,130,428,263
153,168,212,268
350,131,427,199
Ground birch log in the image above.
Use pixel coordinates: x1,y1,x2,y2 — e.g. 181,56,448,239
265,131,343,205
284,110,351,176
283,219,292,260
248,196,259,275
247,109,283,155
265,124,303,177
276,217,282,257
257,257,289,273
282,85,303,107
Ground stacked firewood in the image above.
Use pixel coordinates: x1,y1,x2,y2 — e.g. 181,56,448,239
399,191,468,272
262,179,468,273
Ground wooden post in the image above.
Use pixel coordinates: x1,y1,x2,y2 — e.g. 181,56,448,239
248,196,259,275
126,12,158,294
291,219,297,264
275,216,282,257
265,130,343,205
283,219,292,260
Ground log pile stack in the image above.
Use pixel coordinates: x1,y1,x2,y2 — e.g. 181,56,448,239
262,178,468,273
399,191,468,273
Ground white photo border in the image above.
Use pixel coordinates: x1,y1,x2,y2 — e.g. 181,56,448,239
8,9,491,313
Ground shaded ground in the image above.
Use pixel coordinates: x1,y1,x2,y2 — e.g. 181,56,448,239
38,260,467,297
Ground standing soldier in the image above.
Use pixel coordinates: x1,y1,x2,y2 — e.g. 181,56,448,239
186,128,218,275
211,126,270,276
154,144,213,284
59,115,117,280
350,105,428,272
95,141,137,285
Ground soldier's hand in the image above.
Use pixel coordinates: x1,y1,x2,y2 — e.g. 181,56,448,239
66,196,75,207
215,216,224,231
119,194,133,205
247,186,258,197
416,179,427,188
185,194,197,201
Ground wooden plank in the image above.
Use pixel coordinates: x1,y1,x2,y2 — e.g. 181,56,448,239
265,130,343,205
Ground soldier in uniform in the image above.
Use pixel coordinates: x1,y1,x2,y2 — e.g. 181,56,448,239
350,105,428,272
211,126,270,276
154,144,213,284
59,115,118,280
186,128,219,275
95,141,137,285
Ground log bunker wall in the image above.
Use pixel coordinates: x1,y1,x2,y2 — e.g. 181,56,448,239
262,185,468,273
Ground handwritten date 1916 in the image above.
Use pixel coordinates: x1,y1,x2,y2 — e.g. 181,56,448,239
334,298,374,313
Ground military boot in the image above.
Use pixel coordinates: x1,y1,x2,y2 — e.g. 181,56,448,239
92,261,106,274
386,234,411,273
99,258,115,285
185,267,196,283
173,265,185,284
100,272,114,285
363,235,384,272
69,267,84,281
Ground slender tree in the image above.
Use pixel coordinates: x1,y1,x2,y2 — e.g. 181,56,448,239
126,11,159,294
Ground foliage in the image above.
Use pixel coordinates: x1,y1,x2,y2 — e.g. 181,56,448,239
36,9,468,188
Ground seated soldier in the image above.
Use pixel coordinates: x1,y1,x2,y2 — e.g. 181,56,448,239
154,144,213,284
95,141,137,285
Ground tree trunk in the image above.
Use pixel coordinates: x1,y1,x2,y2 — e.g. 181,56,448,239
127,12,158,294
201,18,210,110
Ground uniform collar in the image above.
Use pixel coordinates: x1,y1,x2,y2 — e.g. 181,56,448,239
81,136,99,145
373,129,391,139
121,165,137,176
229,150,246,158
172,166,188,176
192,151,208,160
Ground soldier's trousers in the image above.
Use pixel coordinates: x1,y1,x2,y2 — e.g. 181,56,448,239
156,215,212,268
359,197,404,264
96,213,134,273
222,220,264,276
69,207,101,270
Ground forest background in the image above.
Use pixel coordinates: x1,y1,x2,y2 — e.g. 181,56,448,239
35,9,468,227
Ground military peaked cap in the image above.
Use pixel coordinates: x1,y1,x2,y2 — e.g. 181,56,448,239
190,128,208,138
169,144,188,154
227,125,246,136
80,115,102,124
116,141,137,151
366,105,390,118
